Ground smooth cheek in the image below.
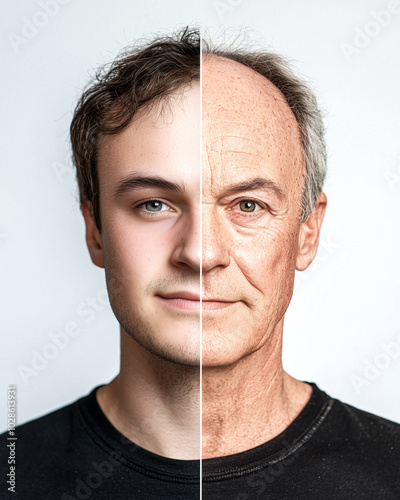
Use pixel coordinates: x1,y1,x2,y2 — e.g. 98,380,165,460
101,212,172,292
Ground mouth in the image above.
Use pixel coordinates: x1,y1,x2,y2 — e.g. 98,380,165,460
201,300,238,310
156,292,239,312
157,291,200,311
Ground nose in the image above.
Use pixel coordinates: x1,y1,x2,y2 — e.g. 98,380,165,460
170,209,200,272
202,206,230,273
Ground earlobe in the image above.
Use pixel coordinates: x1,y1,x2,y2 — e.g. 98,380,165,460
81,202,104,269
296,192,327,272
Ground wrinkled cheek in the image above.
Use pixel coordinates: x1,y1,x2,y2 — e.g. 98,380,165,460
236,231,298,314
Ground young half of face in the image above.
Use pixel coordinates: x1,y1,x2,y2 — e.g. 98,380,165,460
201,55,326,368
83,83,201,366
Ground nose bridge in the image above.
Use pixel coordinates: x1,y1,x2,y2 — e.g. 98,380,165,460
172,208,200,271
202,203,230,272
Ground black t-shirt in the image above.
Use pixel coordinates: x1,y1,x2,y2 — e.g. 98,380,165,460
1,382,400,499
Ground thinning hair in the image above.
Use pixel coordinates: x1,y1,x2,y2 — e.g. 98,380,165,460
70,27,200,230
203,37,327,222
70,27,326,227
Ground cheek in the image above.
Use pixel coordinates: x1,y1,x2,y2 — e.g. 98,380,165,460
233,222,299,293
101,217,170,286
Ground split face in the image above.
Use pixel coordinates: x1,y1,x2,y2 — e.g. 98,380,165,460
83,55,325,368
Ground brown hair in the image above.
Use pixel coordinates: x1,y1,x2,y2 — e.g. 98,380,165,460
70,27,200,230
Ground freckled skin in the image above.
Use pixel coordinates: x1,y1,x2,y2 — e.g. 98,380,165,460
202,55,327,458
202,55,305,366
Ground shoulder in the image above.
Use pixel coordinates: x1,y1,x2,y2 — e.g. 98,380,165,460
332,395,400,439
0,390,92,464
321,391,400,467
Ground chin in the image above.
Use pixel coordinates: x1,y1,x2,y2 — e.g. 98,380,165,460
201,333,250,368
131,326,201,368
149,343,201,367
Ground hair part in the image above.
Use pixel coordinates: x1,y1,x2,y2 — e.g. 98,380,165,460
70,27,200,230
202,37,327,222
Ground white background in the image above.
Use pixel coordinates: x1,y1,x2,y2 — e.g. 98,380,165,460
1,0,399,431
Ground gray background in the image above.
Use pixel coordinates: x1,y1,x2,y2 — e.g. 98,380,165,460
1,0,399,430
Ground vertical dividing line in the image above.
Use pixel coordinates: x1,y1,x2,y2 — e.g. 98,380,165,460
199,30,203,500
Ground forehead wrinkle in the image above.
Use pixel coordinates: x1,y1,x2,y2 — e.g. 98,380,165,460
202,55,305,207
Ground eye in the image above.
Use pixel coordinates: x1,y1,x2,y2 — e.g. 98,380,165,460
238,200,258,213
135,199,175,215
144,200,169,212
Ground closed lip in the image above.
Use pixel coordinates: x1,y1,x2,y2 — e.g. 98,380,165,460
158,291,200,301
202,299,236,303
158,293,237,303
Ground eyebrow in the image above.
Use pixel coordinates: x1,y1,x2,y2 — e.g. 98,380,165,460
114,174,185,198
221,176,286,200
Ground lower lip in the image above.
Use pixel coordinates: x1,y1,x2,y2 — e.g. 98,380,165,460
157,296,200,311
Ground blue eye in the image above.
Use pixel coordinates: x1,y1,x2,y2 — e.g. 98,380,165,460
145,200,164,212
135,199,174,215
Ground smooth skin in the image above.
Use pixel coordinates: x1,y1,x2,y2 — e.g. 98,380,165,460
83,84,201,460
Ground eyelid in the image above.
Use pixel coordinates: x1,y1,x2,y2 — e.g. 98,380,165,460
134,198,176,213
231,198,267,213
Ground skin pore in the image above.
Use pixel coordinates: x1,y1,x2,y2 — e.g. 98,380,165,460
83,83,201,460
82,56,326,461
201,55,326,458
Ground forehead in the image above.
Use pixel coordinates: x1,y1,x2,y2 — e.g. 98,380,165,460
202,55,304,195
97,84,200,189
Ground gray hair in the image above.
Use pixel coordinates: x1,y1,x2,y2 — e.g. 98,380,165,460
202,41,327,222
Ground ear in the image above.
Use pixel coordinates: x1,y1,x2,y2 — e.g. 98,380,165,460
296,192,327,271
81,202,104,268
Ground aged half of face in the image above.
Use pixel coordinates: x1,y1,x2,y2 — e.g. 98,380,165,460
83,83,201,366
201,55,326,367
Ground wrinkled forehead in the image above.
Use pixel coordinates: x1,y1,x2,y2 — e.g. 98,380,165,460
202,55,304,194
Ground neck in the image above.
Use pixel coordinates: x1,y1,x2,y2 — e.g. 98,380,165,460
202,320,312,458
97,329,200,460
97,322,312,461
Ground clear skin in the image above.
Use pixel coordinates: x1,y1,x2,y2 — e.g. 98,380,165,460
83,57,327,460
83,84,201,459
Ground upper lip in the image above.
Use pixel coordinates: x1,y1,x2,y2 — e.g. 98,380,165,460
159,291,200,301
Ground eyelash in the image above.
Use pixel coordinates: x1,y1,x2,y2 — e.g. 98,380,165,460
134,199,175,216
231,198,268,217
132,198,268,219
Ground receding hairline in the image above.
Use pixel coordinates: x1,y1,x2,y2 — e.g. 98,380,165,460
203,53,298,112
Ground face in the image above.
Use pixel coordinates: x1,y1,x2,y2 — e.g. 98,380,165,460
202,56,310,367
87,84,201,366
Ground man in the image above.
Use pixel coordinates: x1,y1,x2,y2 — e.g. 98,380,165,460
2,28,202,500
1,27,400,500
200,45,400,498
